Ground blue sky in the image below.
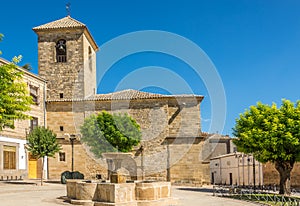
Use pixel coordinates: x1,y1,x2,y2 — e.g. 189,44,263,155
1,0,300,135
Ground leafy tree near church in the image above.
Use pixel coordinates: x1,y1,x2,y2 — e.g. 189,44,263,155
26,126,61,185
0,34,33,130
80,111,142,158
233,99,300,195
0,33,3,55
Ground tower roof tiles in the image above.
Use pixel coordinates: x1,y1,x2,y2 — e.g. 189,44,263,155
33,16,98,51
33,16,86,30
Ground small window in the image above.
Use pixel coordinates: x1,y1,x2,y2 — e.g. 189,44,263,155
88,46,92,71
59,152,66,162
88,46,92,56
30,117,38,131
30,85,39,104
60,126,64,131
59,93,64,98
56,39,67,62
3,146,16,170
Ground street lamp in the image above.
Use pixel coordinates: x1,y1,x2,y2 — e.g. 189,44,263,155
65,133,80,172
252,154,256,191
69,134,76,172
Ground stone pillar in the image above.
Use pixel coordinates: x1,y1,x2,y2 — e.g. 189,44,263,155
106,159,113,180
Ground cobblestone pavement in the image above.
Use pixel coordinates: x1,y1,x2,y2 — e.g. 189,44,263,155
0,181,258,206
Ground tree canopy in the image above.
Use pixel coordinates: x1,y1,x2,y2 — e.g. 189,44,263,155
0,35,33,130
80,111,142,158
27,126,61,159
233,99,300,194
26,126,61,185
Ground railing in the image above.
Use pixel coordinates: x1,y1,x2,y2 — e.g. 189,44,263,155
57,55,67,63
213,185,300,206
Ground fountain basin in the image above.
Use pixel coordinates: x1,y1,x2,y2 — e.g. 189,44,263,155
66,180,176,206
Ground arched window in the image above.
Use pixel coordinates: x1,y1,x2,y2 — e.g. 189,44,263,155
56,39,67,62
88,46,92,70
88,46,92,57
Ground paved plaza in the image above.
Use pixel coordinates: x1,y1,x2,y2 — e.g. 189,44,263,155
0,181,257,206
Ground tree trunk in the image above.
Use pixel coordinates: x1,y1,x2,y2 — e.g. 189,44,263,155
40,157,44,186
274,161,294,195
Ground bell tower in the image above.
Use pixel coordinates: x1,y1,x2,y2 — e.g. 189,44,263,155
33,16,99,100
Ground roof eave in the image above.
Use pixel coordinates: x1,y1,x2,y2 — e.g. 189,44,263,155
0,57,46,82
32,26,99,52
83,28,99,52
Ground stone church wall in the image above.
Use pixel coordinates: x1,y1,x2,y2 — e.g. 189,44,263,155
46,98,215,185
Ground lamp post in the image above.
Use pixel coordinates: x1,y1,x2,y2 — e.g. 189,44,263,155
69,134,76,172
64,133,81,173
235,153,241,186
252,154,256,191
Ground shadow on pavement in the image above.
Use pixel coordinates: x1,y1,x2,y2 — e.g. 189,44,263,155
177,187,214,193
0,180,37,185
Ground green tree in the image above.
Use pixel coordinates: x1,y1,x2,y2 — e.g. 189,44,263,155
233,99,300,194
26,126,61,185
80,111,142,158
0,33,3,55
0,34,33,130
21,63,33,71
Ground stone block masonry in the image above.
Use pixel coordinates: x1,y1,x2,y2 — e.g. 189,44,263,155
46,97,215,186
66,180,175,206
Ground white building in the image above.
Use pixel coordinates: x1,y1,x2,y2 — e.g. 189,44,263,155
210,152,263,186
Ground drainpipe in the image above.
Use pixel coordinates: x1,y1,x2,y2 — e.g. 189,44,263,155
219,158,222,184
43,80,46,128
237,154,240,186
167,143,170,182
242,154,245,186
43,79,48,180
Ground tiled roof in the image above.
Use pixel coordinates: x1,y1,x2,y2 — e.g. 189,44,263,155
32,16,99,51
46,89,204,102
93,89,164,100
0,57,46,82
33,16,86,30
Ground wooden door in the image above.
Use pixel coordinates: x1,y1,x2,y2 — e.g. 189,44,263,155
28,154,37,179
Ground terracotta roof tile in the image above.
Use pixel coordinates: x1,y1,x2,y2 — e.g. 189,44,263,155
33,16,86,30
46,89,204,102
92,89,163,100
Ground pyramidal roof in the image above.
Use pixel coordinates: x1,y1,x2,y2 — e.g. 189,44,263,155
33,16,86,30
33,16,99,51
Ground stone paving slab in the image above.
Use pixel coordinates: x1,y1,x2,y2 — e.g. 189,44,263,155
172,186,258,206
0,181,259,206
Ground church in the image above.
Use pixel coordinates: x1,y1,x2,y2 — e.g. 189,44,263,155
0,15,231,185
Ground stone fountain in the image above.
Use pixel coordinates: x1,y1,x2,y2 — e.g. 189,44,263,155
102,152,133,183
65,152,177,206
